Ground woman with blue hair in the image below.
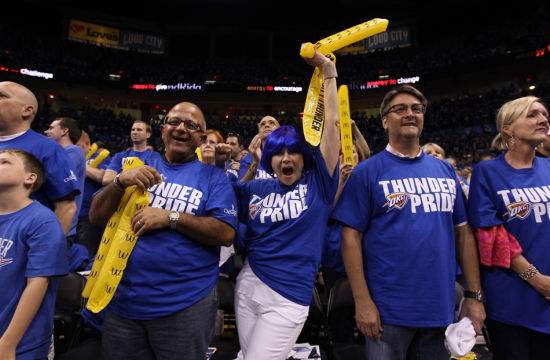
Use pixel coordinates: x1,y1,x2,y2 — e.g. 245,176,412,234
233,48,340,360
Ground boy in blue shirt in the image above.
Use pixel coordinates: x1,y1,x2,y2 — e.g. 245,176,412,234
0,149,68,359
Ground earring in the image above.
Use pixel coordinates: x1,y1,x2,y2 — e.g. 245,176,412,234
510,136,516,147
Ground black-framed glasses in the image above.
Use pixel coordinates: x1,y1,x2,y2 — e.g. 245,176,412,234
164,117,202,132
383,103,426,117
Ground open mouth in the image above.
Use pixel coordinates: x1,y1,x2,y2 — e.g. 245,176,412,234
282,165,294,176
172,134,189,143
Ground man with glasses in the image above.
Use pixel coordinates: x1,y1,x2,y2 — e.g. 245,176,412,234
90,101,238,360
238,115,280,179
102,120,159,185
332,85,485,359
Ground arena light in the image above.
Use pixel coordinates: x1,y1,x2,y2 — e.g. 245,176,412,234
528,85,536,91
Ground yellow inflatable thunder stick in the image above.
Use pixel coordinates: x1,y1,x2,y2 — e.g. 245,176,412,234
82,157,141,299
195,147,202,161
85,143,98,160
299,18,389,59
302,65,325,147
452,352,477,360
300,19,389,146
82,157,150,313
338,85,356,167
88,149,110,168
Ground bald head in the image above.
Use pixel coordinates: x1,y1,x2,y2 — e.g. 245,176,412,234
0,81,38,123
167,102,206,131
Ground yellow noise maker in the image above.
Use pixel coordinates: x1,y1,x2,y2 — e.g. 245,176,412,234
88,149,110,168
300,18,389,146
82,157,150,313
338,85,356,167
195,147,202,161
85,143,98,160
299,18,389,59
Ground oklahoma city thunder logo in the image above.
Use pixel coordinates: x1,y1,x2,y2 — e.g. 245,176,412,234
505,201,532,221
383,192,410,212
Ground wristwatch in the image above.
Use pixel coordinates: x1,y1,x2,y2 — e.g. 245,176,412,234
168,211,180,230
464,290,485,303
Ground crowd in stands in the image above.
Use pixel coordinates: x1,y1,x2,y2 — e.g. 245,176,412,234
31,80,549,171
1,15,548,87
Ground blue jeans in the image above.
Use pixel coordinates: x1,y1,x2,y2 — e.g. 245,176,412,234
364,324,449,360
102,287,217,360
486,318,550,360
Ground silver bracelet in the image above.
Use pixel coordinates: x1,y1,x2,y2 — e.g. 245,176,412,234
519,264,539,281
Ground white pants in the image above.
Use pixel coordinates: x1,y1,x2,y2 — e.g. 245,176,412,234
234,261,309,360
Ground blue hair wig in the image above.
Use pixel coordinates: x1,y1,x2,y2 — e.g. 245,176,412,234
260,125,314,175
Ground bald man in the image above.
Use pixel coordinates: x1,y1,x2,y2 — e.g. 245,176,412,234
0,81,79,234
102,119,157,185
90,102,237,360
237,115,280,179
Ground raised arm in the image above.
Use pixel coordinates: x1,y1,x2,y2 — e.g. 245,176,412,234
303,49,340,176
240,135,262,183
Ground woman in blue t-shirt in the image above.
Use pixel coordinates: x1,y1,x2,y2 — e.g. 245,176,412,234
233,49,340,360
468,96,550,359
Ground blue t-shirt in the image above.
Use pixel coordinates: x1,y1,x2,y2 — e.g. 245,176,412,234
321,221,346,275
235,148,338,305
109,156,238,320
468,155,550,334
106,148,160,174
80,154,111,220
225,160,239,179
238,153,275,180
65,145,86,236
332,150,467,327
0,130,80,208
0,201,68,359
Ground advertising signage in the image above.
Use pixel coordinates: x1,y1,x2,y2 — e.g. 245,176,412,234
68,19,165,54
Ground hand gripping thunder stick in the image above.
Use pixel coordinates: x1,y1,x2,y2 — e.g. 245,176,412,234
300,18,389,146
82,157,150,313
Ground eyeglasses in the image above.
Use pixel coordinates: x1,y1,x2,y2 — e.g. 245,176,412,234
383,103,426,117
164,117,203,132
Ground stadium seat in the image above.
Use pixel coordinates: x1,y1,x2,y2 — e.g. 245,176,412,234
54,272,86,354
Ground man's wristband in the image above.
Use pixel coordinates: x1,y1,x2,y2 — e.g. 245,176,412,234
113,174,125,190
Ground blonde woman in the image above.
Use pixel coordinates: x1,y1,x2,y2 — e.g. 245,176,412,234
468,96,550,359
